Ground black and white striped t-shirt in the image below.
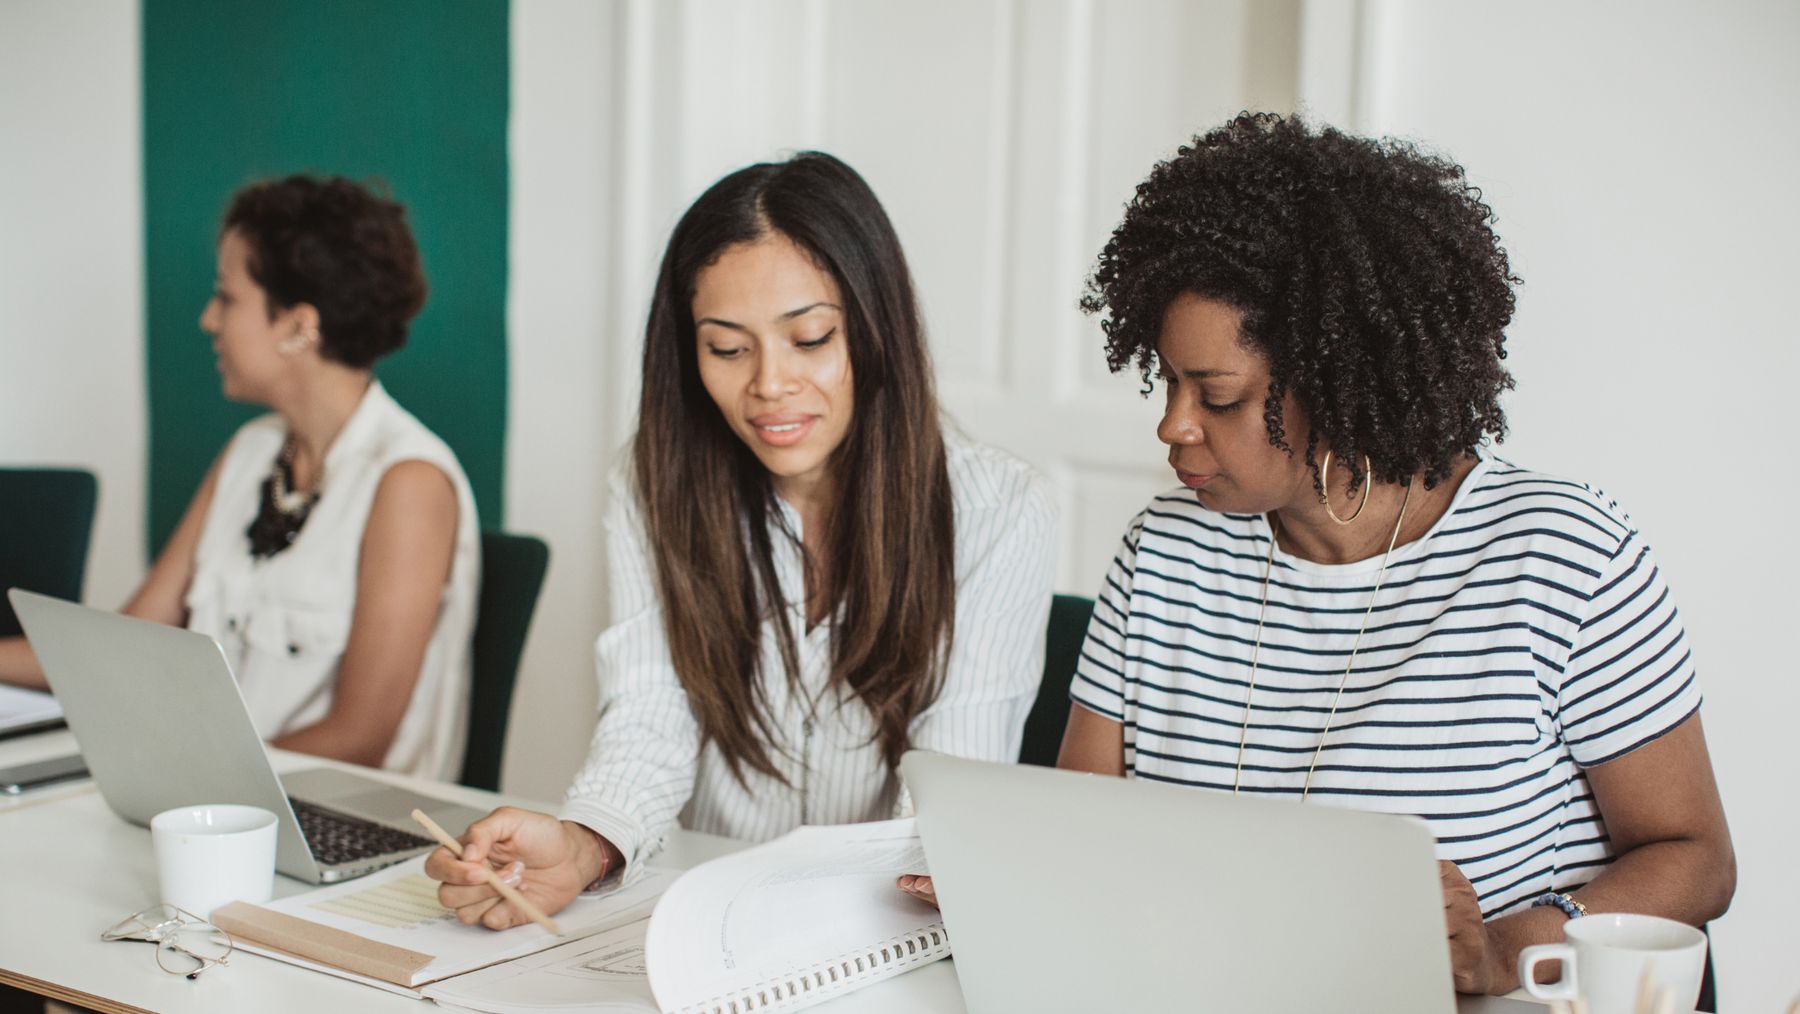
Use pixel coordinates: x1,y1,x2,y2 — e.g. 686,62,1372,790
1069,455,1701,917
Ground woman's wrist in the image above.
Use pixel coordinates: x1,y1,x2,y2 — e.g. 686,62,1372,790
1485,904,1576,993
561,820,624,889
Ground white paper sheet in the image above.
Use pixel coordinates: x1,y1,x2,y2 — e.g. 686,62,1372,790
421,918,660,1013
256,854,679,986
0,683,62,734
644,819,946,1013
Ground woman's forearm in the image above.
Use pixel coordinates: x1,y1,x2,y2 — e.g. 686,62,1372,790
0,636,48,690
270,712,398,769
1483,834,1735,992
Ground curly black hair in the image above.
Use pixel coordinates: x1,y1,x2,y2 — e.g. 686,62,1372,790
1081,112,1518,494
222,175,427,369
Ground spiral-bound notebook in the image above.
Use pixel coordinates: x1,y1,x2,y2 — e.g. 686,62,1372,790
645,818,948,1014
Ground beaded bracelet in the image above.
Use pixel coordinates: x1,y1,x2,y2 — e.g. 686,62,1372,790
1532,891,1588,920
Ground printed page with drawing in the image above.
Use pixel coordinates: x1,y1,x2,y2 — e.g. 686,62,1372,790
213,856,676,989
424,919,660,1014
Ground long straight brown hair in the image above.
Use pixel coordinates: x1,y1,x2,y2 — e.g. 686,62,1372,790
633,152,956,783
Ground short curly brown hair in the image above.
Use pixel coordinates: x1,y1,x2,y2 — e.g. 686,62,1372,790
1082,112,1519,494
222,175,427,369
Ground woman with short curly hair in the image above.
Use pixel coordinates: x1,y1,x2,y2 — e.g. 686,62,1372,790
1057,114,1732,996
0,175,479,781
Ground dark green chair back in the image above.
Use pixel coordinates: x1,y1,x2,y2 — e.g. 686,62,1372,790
0,468,99,637
458,531,550,791
1019,594,1096,767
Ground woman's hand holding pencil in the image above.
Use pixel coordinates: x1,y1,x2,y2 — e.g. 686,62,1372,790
418,806,618,933
413,808,563,935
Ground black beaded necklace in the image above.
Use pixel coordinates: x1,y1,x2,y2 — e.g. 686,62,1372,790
246,439,319,558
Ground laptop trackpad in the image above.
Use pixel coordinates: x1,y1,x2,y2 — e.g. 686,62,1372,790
335,785,490,834
283,767,490,837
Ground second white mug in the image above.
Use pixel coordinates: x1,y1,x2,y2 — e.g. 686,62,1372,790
1518,912,1706,1014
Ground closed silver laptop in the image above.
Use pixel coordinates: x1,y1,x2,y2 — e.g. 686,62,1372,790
10,589,487,884
902,750,1460,1014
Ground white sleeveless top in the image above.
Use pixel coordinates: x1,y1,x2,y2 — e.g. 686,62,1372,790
185,381,481,779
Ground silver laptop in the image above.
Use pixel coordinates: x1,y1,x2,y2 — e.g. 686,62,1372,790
10,588,488,883
902,751,1463,1014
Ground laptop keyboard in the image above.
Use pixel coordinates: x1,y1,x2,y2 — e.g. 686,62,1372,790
288,796,435,867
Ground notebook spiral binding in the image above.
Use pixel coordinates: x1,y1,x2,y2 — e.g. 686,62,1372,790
675,922,952,1014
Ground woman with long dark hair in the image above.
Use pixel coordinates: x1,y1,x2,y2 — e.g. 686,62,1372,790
427,152,1055,926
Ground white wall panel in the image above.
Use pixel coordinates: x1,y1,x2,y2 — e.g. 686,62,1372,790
0,0,146,608
1354,2,1799,1005
502,0,620,798
823,0,1015,387
1083,1,1300,336
675,0,826,198
967,0,1298,596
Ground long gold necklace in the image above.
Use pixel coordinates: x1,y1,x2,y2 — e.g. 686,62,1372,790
1231,480,1413,801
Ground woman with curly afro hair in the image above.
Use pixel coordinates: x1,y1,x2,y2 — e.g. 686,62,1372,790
1057,114,1734,998
0,175,481,781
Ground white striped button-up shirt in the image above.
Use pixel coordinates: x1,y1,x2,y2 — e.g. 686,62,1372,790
560,437,1056,877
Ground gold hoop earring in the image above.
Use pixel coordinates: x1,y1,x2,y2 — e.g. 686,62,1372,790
1320,449,1372,526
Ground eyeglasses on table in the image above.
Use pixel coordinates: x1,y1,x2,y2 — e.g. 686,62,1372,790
100,904,235,980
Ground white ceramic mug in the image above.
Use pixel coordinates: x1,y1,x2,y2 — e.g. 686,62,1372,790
1518,913,1706,1014
150,804,278,918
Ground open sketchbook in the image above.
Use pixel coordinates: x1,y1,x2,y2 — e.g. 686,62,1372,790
410,819,945,1014
213,855,677,991
644,818,948,1014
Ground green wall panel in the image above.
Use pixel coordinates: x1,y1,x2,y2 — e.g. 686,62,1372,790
143,0,508,552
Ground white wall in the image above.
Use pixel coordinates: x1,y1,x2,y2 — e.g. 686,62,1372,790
500,0,622,806
1348,1,1799,1006
0,0,146,607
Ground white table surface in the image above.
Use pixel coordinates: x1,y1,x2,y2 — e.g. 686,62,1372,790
0,729,1540,1014
0,731,969,1014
